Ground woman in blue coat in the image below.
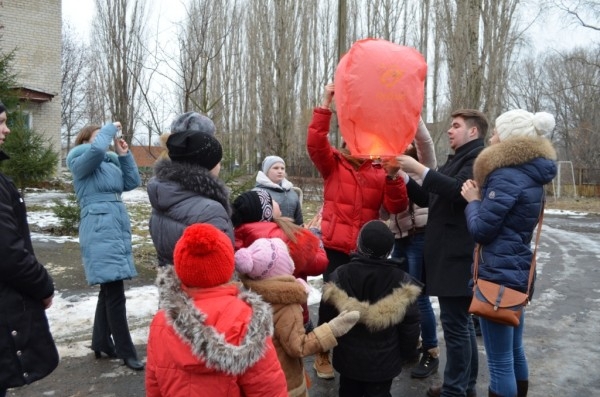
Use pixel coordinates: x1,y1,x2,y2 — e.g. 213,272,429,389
461,109,557,397
67,122,144,370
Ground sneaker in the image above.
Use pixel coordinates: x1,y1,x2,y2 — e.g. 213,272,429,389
313,351,335,379
411,347,439,378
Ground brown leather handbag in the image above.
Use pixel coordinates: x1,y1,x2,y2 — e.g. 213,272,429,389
469,204,544,327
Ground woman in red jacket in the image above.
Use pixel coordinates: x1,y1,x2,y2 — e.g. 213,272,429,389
307,83,409,379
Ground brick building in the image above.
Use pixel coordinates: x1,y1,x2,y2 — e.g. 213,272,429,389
1,0,62,168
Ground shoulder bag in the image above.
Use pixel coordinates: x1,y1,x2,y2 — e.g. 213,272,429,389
468,202,544,327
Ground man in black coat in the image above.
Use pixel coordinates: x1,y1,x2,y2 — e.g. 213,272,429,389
398,109,488,397
0,100,58,396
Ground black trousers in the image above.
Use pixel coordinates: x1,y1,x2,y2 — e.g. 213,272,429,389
317,247,351,326
91,280,137,359
338,375,393,397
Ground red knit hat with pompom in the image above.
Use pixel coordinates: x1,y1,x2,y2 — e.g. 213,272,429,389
174,223,234,288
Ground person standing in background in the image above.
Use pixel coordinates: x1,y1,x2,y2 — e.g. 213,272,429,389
67,121,144,371
461,109,557,397
307,83,409,380
385,117,440,379
255,155,304,225
0,100,59,396
398,109,488,397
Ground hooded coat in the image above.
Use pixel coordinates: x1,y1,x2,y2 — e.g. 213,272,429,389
145,267,287,397
0,151,59,389
307,108,409,254
241,275,338,397
320,254,421,382
465,136,557,293
147,158,234,266
254,171,303,225
66,123,140,285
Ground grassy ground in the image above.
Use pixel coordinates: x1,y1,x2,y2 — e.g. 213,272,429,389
545,196,600,214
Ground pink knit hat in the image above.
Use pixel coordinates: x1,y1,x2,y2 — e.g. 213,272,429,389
235,238,295,280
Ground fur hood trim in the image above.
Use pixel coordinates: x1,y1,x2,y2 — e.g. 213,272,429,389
474,137,556,186
240,275,308,305
153,158,231,215
322,282,421,332
156,266,273,375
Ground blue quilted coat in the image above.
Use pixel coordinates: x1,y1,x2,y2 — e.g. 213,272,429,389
464,136,557,293
66,123,141,285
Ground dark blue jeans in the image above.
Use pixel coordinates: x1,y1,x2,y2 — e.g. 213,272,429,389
0,388,6,397
393,234,438,350
438,296,478,397
480,311,528,396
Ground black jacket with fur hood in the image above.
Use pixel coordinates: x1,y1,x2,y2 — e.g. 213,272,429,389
321,254,421,382
147,158,234,266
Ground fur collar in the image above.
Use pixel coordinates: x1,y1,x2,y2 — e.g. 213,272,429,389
473,137,557,186
255,171,293,191
322,282,421,332
156,266,273,375
240,275,308,305
153,158,232,215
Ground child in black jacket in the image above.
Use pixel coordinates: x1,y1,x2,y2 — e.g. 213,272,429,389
321,220,421,397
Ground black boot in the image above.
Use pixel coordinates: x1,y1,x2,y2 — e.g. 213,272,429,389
516,380,528,397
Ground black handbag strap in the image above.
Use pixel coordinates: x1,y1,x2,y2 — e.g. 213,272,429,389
473,200,545,297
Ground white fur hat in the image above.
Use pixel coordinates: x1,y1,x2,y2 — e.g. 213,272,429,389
495,109,555,141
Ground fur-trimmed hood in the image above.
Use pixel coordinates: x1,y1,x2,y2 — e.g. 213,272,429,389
322,280,421,332
149,158,231,215
155,266,273,375
255,171,294,191
240,275,307,305
474,136,557,187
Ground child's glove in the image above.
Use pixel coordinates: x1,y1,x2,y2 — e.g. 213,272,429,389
327,310,360,337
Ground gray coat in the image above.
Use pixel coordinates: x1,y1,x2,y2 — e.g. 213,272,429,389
254,171,303,225
147,159,233,266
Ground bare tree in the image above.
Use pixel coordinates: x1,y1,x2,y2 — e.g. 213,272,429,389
90,0,148,144
61,24,89,152
550,0,600,31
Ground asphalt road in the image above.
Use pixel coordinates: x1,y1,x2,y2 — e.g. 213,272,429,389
6,210,600,397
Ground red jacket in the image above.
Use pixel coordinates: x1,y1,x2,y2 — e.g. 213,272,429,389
307,108,408,254
145,268,287,397
234,222,329,279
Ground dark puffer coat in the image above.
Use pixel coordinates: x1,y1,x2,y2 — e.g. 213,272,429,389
0,151,58,389
320,254,421,382
147,159,233,266
465,136,557,293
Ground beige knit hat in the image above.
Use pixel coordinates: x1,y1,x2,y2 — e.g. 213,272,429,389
495,109,555,141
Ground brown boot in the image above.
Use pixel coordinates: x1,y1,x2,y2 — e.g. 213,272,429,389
313,350,334,379
516,380,528,397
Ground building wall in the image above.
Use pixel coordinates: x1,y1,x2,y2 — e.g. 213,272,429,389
1,0,62,169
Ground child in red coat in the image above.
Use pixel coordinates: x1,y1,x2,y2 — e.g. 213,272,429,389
145,224,287,397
